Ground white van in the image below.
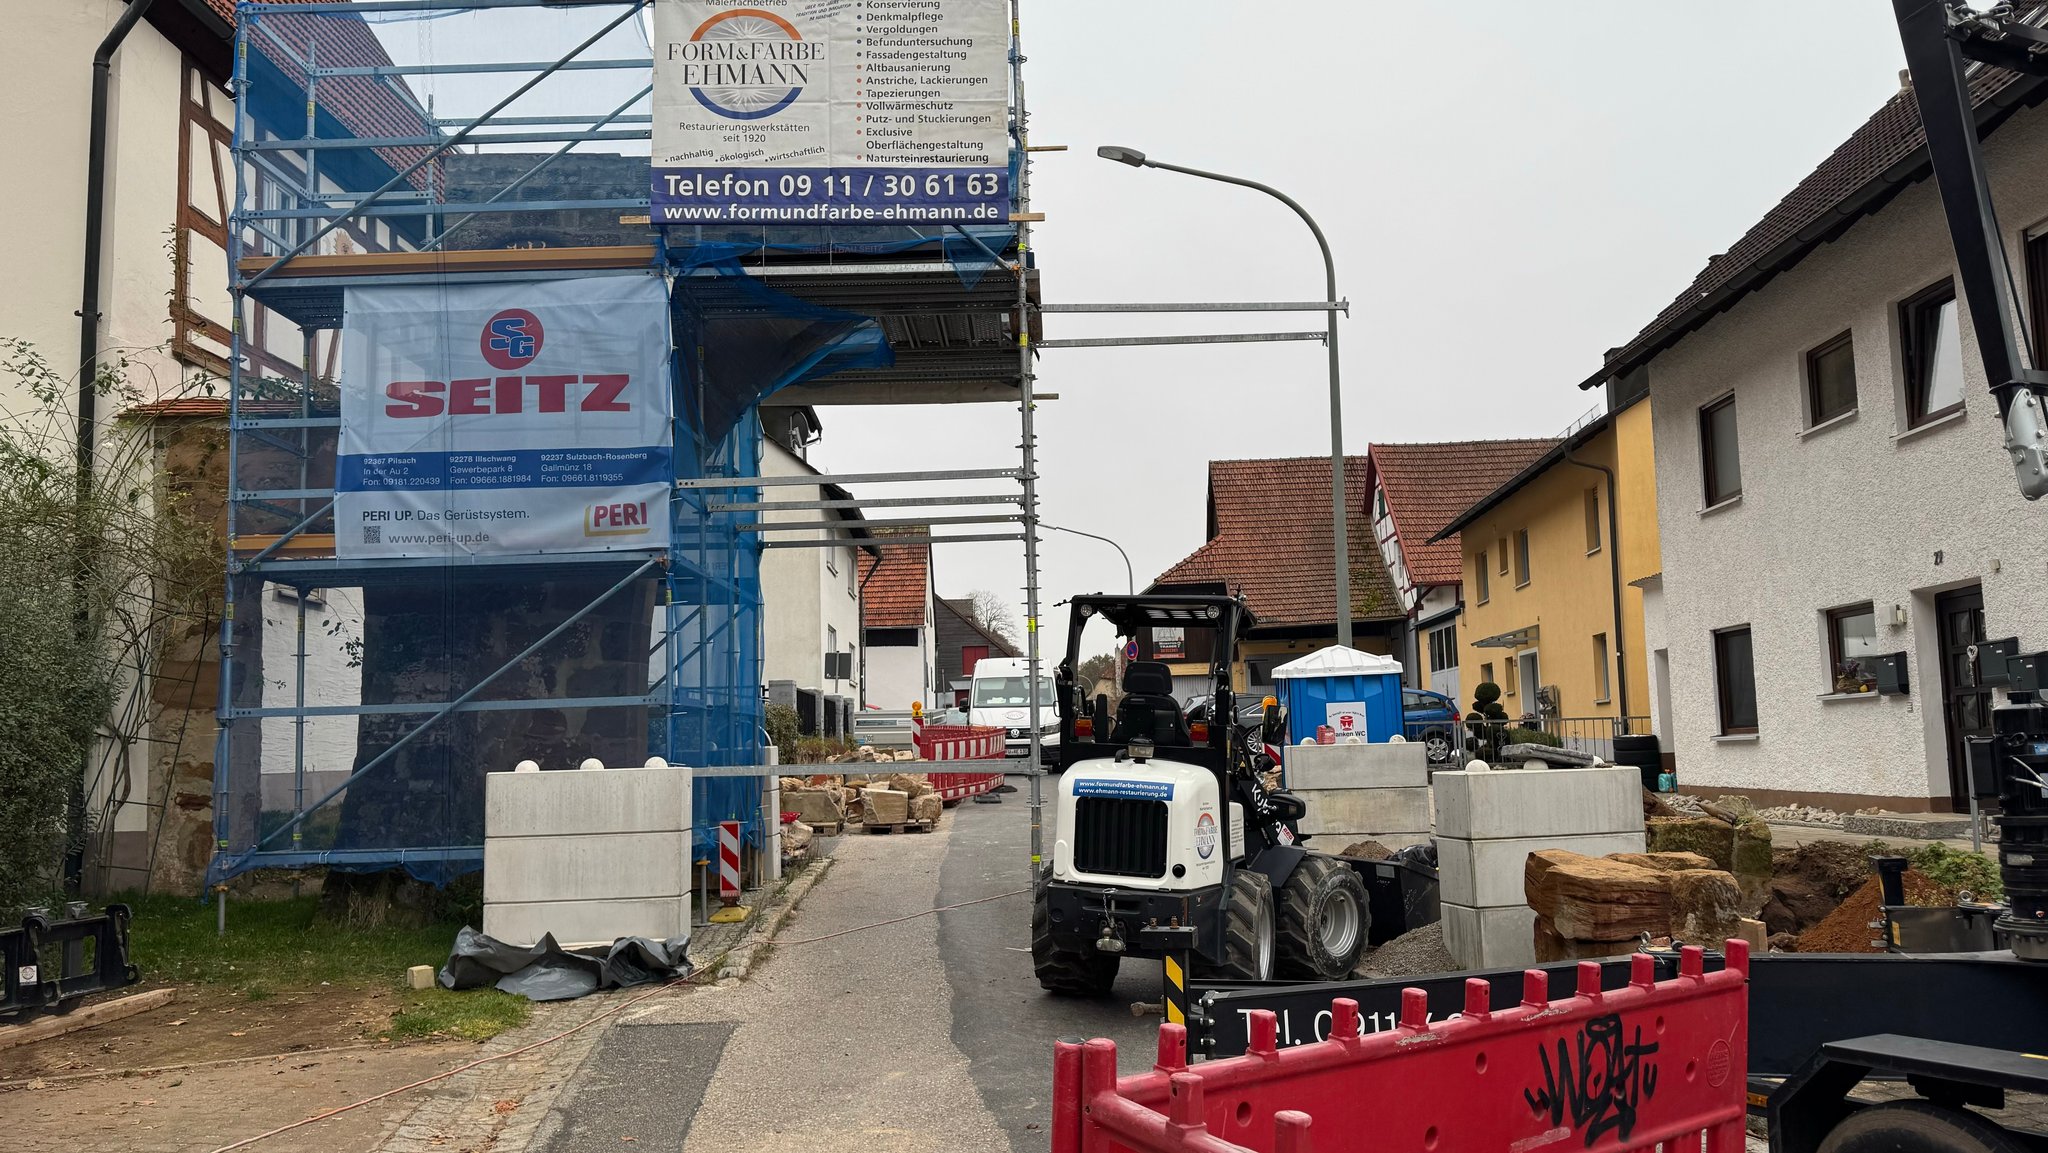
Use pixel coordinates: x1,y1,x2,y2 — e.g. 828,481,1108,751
967,656,1059,761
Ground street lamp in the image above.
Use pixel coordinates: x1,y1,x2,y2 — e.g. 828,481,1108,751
1042,522,1134,594
1096,145,1352,646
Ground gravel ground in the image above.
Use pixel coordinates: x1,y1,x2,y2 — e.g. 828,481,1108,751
1355,923,1456,978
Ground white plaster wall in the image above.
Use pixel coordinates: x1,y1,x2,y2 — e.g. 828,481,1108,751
4,3,191,420
865,642,929,713
756,438,859,698
1647,101,2048,803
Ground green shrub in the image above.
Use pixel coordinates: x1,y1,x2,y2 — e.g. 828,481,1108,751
1505,726,1563,748
764,704,800,753
1472,681,1502,706
1910,841,2003,899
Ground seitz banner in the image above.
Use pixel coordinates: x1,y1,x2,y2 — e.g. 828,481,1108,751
335,277,673,559
651,0,1010,224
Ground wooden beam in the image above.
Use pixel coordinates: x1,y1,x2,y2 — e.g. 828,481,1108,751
1008,212,1045,223
231,533,337,557
235,245,659,280
0,988,175,1052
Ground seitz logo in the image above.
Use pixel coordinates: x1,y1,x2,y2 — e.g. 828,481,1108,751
384,375,630,418
481,309,543,370
586,501,652,537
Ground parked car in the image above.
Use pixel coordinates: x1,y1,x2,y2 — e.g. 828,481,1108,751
1401,687,1461,765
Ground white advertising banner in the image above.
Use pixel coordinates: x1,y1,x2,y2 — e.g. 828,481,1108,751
651,0,1010,224
336,276,672,559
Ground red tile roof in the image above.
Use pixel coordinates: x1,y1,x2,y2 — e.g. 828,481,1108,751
209,1,439,190
859,533,930,629
1586,65,2041,389
1365,440,1558,587
122,397,298,419
1151,456,1400,629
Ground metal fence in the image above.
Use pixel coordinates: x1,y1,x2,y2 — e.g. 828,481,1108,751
1458,714,1653,765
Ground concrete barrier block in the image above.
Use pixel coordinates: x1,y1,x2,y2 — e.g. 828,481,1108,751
1284,742,1430,789
1295,786,1431,837
485,765,692,837
1436,831,1648,908
1433,765,1641,840
483,831,689,903
483,897,690,949
1442,902,1537,969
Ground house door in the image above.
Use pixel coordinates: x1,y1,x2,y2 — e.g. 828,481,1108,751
1517,650,1541,719
1935,586,1992,810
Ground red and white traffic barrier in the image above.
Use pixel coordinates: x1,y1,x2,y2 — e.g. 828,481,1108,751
916,722,1008,802
717,820,741,905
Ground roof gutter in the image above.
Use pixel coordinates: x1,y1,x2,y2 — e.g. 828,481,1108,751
1561,449,1629,719
1576,70,2048,392
77,0,159,494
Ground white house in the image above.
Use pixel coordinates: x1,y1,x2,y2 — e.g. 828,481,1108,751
1586,69,2048,812
757,407,870,734
858,534,937,713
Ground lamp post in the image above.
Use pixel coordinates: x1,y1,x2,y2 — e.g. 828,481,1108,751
1097,146,1350,646
1042,522,1134,594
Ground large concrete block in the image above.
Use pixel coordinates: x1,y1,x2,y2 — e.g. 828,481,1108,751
1295,786,1431,837
1433,765,1641,840
1284,742,1430,789
1437,831,1647,908
483,831,690,903
1442,902,1537,969
484,897,689,949
484,765,692,837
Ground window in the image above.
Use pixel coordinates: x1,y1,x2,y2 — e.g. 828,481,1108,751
827,624,838,657
847,549,857,597
1497,539,1509,575
1714,626,1758,735
1806,332,1857,426
1901,281,1965,428
1503,657,1518,695
1428,622,1458,672
1513,529,1531,587
1480,662,1495,690
2028,231,2048,358
825,546,838,577
1584,488,1602,553
1592,633,1611,704
1700,395,1741,506
1827,603,1881,693
1476,552,1490,603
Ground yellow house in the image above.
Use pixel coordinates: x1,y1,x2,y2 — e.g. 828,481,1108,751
1431,387,1658,723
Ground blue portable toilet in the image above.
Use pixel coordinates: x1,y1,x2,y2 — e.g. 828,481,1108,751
1271,646,1405,745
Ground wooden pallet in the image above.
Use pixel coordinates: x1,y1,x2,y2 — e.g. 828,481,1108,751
862,819,937,835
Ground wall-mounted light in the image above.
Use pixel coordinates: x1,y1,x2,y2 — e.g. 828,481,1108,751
1891,604,1909,628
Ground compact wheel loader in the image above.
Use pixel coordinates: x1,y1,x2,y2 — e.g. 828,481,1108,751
1032,593,1371,995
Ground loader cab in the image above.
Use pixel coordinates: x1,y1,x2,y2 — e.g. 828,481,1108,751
1053,593,1253,777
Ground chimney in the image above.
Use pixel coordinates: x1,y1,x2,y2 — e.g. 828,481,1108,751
1900,67,1913,92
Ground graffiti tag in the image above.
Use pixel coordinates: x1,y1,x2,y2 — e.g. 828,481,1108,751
1522,1014,1660,1147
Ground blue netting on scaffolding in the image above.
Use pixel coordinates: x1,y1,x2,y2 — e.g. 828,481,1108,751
665,263,893,854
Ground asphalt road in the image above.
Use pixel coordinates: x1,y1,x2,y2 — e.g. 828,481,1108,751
937,776,1164,1153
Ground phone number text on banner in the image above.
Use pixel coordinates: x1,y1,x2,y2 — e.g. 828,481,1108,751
651,0,1011,224
335,276,673,560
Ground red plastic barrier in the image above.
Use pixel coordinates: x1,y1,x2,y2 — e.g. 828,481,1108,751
915,722,1007,801
1053,941,1750,1153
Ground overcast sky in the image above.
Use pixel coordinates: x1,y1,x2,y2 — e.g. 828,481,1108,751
375,2,1915,670
804,0,1914,664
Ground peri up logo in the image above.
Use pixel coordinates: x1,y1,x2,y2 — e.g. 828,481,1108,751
481,309,543,371
1194,812,1217,860
674,9,820,121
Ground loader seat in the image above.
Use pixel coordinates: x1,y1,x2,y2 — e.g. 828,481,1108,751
1113,661,1192,746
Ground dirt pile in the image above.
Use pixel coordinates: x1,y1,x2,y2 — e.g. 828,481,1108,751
1358,922,1456,977
1761,841,1881,936
1795,870,1948,952
1338,840,1395,861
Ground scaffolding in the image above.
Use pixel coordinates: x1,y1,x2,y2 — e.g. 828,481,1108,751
208,0,1049,890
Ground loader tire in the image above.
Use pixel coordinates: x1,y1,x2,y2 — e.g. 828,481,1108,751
1817,1101,2026,1153
1031,879,1119,996
1202,870,1276,982
1275,855,1370,980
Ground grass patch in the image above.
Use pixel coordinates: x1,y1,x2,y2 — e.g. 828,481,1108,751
119,893,530,1040
389,987,532,1041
